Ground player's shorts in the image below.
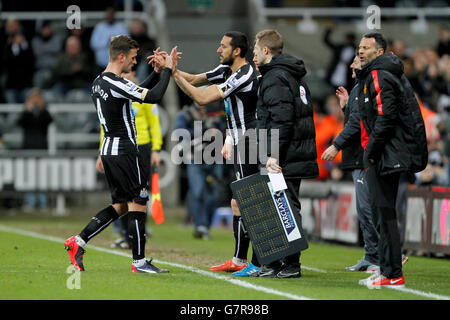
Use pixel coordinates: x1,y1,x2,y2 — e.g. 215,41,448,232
101,153,149,205
232,134,259,181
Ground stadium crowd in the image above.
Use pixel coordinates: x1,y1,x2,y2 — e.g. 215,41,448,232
0,5,448,204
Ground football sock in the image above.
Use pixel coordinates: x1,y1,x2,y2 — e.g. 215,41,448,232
232,257,247,266
128,211,147,261
74,235,86,248
233,216,249,261
133,258,146,268
251,247,261,267
79,205,119,243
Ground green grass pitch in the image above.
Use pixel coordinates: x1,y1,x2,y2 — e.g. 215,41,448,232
0,212,449,301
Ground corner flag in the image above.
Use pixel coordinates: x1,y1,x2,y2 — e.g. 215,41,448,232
151,171,164,224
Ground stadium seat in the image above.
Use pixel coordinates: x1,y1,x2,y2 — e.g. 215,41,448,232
32,70,53,89
42,89,64,104
64,89,91,103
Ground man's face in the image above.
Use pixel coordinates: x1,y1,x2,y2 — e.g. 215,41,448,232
350,55,361,78
252,41,267,68
122,48,138,73
217,36,235,66
359,37,383,67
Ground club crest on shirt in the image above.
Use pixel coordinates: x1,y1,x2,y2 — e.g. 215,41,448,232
228,76,240,89
140,188,149,198
299,86,308,105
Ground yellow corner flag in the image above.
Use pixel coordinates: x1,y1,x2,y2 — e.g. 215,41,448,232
151,171,165,224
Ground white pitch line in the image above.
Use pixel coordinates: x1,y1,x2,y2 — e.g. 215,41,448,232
2,225,448,300
388,286,450,300
0,225,311,300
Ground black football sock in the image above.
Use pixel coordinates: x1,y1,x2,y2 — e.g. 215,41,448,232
79,205,119,243
251,247,261,267
233,216,249,260
128,211,147,261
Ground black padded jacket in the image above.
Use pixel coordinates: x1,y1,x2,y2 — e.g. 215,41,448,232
356,53,428,175
256,54,319,179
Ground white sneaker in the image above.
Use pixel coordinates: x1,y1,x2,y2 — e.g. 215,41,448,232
358,271,381,286
366,265,380,273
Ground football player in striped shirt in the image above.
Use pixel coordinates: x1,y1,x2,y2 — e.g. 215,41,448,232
172,31,261,276
64,35,178,273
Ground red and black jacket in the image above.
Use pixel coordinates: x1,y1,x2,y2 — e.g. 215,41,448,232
356,53,428,175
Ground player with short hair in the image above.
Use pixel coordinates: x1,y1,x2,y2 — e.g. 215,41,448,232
172,31,261,276
64,35,178,273
96,68,164,250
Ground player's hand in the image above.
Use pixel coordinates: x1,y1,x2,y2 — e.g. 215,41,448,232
96,155,104,173
221,142,233,160
146,47,168,73
148,54,165,73
266,157,281,173
151,151,161,167
336,86,349,110
321,145,339,161
170,46,182,73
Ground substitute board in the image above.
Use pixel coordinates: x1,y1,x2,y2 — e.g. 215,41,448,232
231,173,308,265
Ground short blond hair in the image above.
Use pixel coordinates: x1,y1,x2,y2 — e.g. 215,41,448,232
255,29,283,55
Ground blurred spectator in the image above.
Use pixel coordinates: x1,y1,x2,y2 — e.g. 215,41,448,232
417,94,441,151
17,88,53,211
391,40,409,60
17,88,52,149
31,20,63,88
52,36,92,95
415,150,448,186
323,26,356,89
408,47,449,111
90,6,129,73
66,26,95,65
436,25,450,57
314,94,344,180
129,19,157,80
174,102,225,240
3,19,34,103
444,113,450,185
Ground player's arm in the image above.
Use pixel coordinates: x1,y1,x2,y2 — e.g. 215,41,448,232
139,69,160,89
173,70,223,106
139,47,179,103
109,68,171,104
177,70,210,87
96,125,104,172
140,68,172,103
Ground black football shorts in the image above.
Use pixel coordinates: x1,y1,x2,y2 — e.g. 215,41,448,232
101,153,149,205
232,134,259,181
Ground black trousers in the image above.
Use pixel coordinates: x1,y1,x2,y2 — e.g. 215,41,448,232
365,166,402,279
283,178,303,267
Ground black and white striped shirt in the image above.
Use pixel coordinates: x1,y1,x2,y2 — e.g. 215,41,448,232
92,72,148,156
206,63,258,145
